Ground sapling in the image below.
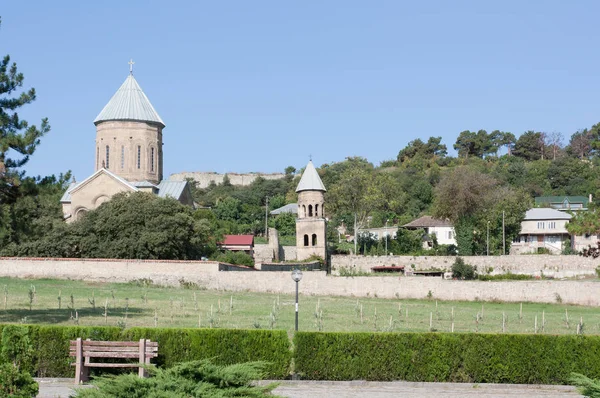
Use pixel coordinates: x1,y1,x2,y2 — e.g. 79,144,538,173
502,312,506,333
535,315,538,334
542,311,545,333
69,293,75,310
3,285,7,310
451,307,455,333
88,291,96,309
193,292,198,311
429,312,433,331
104,299,108,324
519,302,523,324
58,290,62,310
565,308,570,329
154,308,158,327
27,285,35,311
229,295,233,315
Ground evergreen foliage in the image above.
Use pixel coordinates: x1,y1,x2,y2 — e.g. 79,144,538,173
0,325,291,380
451,257,477,280
294,332,600,384
569,373,600,398
72,360,279,398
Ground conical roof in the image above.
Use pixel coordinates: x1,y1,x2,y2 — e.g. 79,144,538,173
295,160,326,192
94,74,165,127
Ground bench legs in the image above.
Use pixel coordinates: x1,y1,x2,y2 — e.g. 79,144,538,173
138,339,148,378
74,338,89,384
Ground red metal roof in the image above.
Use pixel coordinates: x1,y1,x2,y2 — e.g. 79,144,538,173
221,235,254,246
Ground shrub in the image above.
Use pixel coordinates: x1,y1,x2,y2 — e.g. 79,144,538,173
0,325,291,380
0,363,38,398
72,359,278,398
451,257,477,280
477,273,533,281
294,332,600,384
214,250,254,267
569,373,600,398
596,266,600,279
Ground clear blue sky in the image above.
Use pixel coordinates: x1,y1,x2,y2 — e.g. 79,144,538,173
3,1,600,181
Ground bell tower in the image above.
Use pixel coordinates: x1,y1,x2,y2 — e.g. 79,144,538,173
93,60,164,184
295,160,327,261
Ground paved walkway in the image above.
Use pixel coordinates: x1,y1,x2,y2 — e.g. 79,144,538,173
36,378,582,398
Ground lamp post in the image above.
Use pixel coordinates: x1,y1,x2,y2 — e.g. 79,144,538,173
385,219,389,255
487,221,490,256
291,268,303,331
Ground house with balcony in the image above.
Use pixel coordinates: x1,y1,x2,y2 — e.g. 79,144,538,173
511,208,571,254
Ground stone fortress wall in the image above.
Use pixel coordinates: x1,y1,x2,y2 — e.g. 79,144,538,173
170,171,286,189
0,257,598,306
331,254,599,278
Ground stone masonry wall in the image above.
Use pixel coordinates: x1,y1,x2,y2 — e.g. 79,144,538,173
0,257,598,305
331,255,599,278
169,172,286,189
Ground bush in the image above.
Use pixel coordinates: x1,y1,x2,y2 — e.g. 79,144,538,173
570,373,600,398
294,332,600,384
0,363,38,398
72,359,278,398
0,325,291,379
451,257,477,280
214,250,255,267
477,273,533,281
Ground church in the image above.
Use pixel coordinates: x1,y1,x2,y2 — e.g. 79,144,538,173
60,63,193,221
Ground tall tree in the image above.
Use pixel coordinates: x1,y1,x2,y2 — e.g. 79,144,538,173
568,129,591,159
513,131,543,161
0,17,50,204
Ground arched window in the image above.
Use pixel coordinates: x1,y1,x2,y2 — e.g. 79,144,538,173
137,145,141,169
308,205,313,217
150,147,155,172
121,146,125,169
105,145,110,169
315,204,319,217
302,205,306,218
303,234,309,247
312,234,317,246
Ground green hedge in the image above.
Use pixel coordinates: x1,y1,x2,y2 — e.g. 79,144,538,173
0,325,291,379
294,331,600,384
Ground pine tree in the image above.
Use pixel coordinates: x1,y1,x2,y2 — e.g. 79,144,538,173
0,17,50,204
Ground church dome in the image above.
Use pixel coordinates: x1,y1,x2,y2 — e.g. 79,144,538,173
296,160,326,192
94,72,164,127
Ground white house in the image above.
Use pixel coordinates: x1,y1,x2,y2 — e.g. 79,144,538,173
511,208,571,254
402,216,456,248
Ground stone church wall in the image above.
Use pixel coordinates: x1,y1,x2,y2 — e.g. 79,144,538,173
0,257,597,306
170,172,286,189
331,254,598,278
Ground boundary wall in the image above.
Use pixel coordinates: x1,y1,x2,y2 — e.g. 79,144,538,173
0,257,598,306
169,171,286,189
331,254,599,278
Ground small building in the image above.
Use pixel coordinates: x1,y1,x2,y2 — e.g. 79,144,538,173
402,216,456,248
219,235,255,256
356,226,397,240
535,195,590,211
511,208,571,254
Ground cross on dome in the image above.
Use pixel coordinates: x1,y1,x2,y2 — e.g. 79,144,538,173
128,59,135,74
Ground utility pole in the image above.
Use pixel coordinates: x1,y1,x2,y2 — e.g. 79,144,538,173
502,211,505,255
385,219,389,255
265,196,269,240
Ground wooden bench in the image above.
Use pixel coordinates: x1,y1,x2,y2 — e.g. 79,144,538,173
69,338,158,384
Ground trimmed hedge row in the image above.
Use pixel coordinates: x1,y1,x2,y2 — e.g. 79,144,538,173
294,331,600,384
3,325,600,384
0,325,291,379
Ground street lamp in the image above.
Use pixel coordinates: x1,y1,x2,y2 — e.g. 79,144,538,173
487,221,490,256
385,219,389,255
291,268,303,331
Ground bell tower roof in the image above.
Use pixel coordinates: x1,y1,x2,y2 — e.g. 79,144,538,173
295,160,326,193
94,63,164,127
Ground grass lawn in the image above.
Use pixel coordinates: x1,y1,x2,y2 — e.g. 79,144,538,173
0,277,597,335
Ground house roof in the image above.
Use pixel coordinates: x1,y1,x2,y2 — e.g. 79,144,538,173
157,180,189,200
524,208,572,220
61,173,188,204
94,73,165,127
403,216,453,228
535,195,589,206
270,203,298,215
69,168,139,197
221,235,254,246
296,160,326,192
131,180,158,188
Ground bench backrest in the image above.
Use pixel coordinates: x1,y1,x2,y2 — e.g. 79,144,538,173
69,339,158,360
